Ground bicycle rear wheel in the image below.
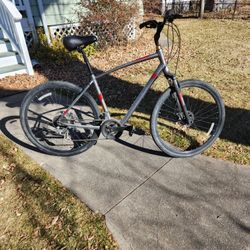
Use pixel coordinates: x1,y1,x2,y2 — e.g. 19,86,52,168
20,81,100,156
151,80,225,157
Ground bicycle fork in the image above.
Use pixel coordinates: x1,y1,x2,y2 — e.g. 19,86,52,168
164,71,192,126
157,47,192,126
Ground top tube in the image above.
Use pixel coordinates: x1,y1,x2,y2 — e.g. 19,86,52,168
95,52,159,80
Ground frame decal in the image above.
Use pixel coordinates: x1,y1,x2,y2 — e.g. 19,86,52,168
151,73,158,79
98,93,103,103
135,55,150,62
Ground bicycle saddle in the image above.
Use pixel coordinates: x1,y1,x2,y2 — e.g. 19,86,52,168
63,35,97,51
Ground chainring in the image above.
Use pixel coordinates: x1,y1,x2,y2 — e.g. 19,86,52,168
101,119,122,139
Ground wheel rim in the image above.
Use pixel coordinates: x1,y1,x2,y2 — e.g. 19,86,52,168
24,87,97,153
156,85,222,153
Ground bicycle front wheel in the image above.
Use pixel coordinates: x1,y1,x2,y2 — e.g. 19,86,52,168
20,81,100,156
151,80,225,157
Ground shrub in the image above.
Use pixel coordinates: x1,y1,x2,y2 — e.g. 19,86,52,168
78,0,139,48
30,28,95,65
143,0,162,14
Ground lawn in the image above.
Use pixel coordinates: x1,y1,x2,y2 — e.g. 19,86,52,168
91,18,250,165
0,18,249,166
169,19,250,164
0,16,249,249
0,135,117,249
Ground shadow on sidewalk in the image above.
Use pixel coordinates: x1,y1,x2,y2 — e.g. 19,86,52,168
0,112,166,157
0,49,249,150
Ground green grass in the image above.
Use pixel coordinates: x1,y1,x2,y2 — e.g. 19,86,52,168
0,135,117,249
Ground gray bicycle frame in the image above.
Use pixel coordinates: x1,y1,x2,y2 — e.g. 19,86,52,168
64,48,171,130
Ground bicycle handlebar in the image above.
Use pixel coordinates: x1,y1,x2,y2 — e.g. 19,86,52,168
164,9,182,23
139,9,182,46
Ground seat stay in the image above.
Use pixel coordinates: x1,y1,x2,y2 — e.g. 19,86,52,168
64,80,94,114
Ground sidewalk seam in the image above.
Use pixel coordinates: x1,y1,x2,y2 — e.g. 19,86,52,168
104,158,173,215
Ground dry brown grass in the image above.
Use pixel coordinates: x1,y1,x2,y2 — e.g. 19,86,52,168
0,135,117,249
91,19,250,165
0,18,249,165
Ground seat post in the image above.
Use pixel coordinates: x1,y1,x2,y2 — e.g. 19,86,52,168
77,47,94,75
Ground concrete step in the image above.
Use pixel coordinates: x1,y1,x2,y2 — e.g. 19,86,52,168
0,51,22,67
0,63,27,78
0,29,30,78
0,39,13,52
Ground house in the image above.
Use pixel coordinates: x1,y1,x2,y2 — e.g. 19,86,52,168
144,0,236,15
0,0,143,78
0,0,85,78
143,0,191,14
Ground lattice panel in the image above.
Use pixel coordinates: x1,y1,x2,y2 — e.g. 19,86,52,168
124,19,136,40
49,21,138,41
50,24,88,39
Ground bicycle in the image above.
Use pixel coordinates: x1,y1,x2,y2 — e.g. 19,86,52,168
20,10,225,157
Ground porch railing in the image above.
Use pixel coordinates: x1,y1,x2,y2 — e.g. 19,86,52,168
0,0,33,75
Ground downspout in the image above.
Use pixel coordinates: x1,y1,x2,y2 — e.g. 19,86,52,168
37,0,52,45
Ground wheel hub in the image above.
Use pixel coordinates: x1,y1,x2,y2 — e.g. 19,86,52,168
176,110,194,126
52,112,75,138
187,111,194,125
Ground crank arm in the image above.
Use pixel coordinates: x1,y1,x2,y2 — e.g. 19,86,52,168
113,124,134,136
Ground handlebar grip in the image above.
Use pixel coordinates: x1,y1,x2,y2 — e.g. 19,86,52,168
139,20,158,29
164,9,182,22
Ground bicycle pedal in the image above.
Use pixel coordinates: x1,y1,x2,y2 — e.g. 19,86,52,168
133,127,146,136
123,125,134,136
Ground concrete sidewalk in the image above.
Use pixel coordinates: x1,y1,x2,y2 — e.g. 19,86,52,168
0,92,250,250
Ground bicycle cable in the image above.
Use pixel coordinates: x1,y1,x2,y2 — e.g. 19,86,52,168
164,22,181,75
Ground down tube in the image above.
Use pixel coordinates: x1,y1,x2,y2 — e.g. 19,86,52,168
121,64,165,125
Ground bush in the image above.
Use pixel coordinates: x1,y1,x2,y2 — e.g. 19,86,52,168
78,0,139,48
143,0,162,14
30,28,95,65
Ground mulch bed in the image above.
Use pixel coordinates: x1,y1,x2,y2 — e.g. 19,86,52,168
0,28,157,98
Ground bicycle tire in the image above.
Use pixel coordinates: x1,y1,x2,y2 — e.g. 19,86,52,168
151,80,225,157
20,81,100,156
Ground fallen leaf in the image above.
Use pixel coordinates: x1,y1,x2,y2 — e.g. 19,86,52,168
15,211,22,217
46,216,59,229
51,216,59,226
0,179,5,186
34,227,40,237
9,163,16,172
